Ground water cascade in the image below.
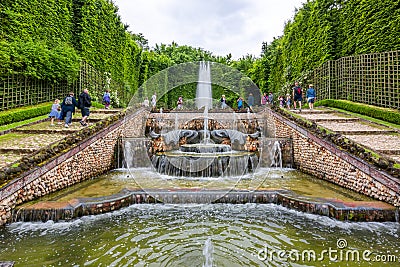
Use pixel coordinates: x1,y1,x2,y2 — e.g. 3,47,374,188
270,140,282,168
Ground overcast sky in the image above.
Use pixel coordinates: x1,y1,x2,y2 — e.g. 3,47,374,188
112,0,305,59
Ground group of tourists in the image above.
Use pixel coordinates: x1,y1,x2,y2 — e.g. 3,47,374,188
142,92,157,108
290,82,316,111
49,89,112,128
140,82,316,112
265,82,316,111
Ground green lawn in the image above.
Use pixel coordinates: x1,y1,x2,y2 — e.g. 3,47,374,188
0,115,48,132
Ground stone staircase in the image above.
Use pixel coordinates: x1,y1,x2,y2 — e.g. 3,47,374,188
0,109,121,169
294,108,400,163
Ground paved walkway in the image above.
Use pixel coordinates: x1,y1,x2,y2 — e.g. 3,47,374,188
293,108,400,163
0,109,121,168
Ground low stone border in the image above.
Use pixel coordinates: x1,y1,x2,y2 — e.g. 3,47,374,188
12,189,398,223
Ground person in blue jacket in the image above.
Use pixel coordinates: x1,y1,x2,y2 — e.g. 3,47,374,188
61,92,79,128
306,84,316,110
237,97,244,111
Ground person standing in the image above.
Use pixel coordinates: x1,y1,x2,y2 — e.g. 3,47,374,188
261,92,267,106
306,84,316,110
220,94,227,109
49,99,61,126
151,92,157,109
61,92,78,128
237,96,244,111
286,94,291,109
247,93,254,110
268,92,274,105
142,97,149,107
292,81,303,111
78,89,92,126
177,95,183,109
102,89,111,109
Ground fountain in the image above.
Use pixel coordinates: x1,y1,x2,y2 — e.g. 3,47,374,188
1,61,398,266
146,61,260,177
196,61,212,109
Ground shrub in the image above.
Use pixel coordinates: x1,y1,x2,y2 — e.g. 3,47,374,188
0,103,52,126
315,100,400,125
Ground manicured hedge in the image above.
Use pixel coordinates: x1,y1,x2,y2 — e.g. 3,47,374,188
0,103,52,126
316,99,400,125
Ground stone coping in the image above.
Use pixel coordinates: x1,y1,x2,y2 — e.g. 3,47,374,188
12,188,398,223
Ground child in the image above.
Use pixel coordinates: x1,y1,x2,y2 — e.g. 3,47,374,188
49,99,61,126
286,94,291,109
102,90,111,109
279,96,286,108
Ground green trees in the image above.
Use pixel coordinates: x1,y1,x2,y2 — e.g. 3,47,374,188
257,0,400,94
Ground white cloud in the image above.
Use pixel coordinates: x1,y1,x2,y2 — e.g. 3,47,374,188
113,0,304,59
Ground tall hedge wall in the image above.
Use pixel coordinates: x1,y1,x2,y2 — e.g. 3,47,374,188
263,0,400,92
0,0,141,92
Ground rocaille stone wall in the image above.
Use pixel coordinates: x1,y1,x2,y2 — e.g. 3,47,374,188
266,109,400,207
0,108,148,226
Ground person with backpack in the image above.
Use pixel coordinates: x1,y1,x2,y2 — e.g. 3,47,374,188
78,89,92,126
61,92,78,128
292,81,303,111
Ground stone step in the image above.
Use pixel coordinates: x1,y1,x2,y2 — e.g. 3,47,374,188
13,128,80,134
0,151,29,168
389,155,400,163
13,189,398,223
344,134,400,163
311,118,360,123
335,130,396,135
290,109,335,114
91,108,122,114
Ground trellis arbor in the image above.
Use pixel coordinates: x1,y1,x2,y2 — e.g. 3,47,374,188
0,61,124,111
294,50,400,109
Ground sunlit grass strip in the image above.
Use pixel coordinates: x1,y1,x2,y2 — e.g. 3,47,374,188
0,115,48,132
